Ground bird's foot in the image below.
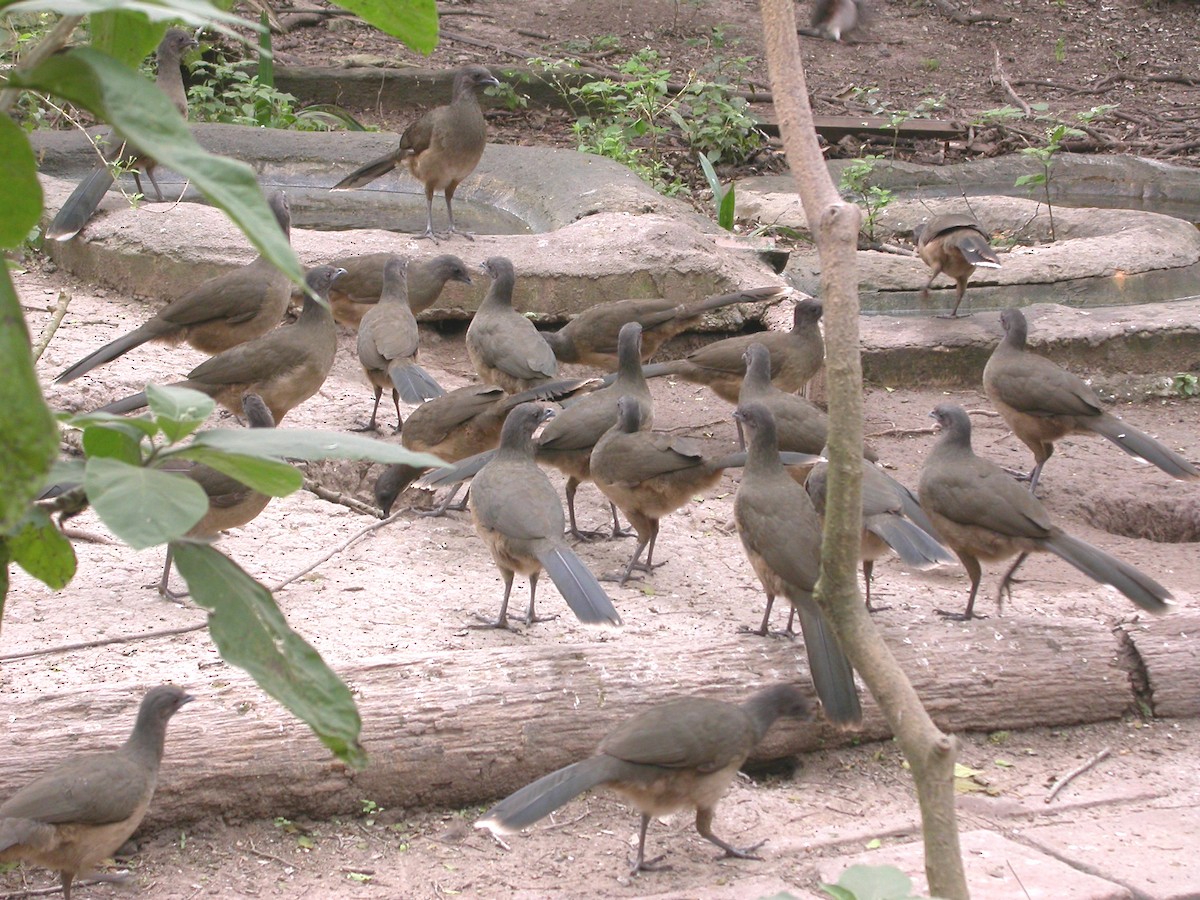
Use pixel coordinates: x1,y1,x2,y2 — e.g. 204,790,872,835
567,525,610,542
149,580,190,604
865,601,892,613
718,838,766,861
1002,466,1032,482
610,523,637,539
413,228,442,243
737,625,795,640
417,497,468,518
468,614,515,631
446,226,476,241
935,607,987,621
600,569,642,585
351,420,380,433
629,853,669,876
82,869,134,886
524,612,560,626
935,312,972,320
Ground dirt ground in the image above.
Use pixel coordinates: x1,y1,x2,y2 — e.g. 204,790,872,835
5,254,1200,898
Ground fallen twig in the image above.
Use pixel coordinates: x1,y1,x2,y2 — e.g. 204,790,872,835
993,48,1032,117
303,477,384,518
0,622,206,663
31,291,72,363
271,511,406,592
1045,746,1111,803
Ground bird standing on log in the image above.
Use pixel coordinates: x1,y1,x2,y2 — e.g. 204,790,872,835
330,65,500,240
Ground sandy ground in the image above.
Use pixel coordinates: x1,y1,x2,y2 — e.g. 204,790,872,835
3,259,1200,899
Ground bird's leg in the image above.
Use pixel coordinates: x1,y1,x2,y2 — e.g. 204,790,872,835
934,279,970,319
155,547,190,603
391,388,403,434
144,165,166,202
522,572,559,625
863,560,889,612
1028,460,1047,494
919,267,940,302
937,555,988,620
640,525,668,571
735,417,746,451
471,569,514,629
443,183,475,241
604,537,649,585
353,386,384,432
565,477,606,541
741,592,792,638
695,807,766,861
415,188,440,242
132,169,147,200
629,813,667,875
996,552,1029,614
417,484,468,518
609,501,635,539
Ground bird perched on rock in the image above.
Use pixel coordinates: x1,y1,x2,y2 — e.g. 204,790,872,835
56,191,294,384
476,684,811,875
97,265,345,424
356,256,445,432
918,403,1174,620
330,64,500,240
465,256,558,394
641,299,824,403
0,685,193,900
984,307,1199,493
542,285,789,370
806,455,953,612
47,29,198,242
324,253,472,329
733,402,862,726
468,403,623,629
801,0,865,41
914,214,1001,318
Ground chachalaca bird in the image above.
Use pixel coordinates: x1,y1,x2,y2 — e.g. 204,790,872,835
913,214,1001,318
467,403,623,629
592,394,821,585
374,377,600,516
918,403,1174,620
56,191,294,384
330,64,500,239
806,454,954,612
476,684,811,875
732,402,863,726
0,685,193,900
47,29,198,242
801,0,865,41
324,252,472,329
356,256,444,432
158,392,276,600
737,342,878,480
641,299,824,403
984,306,1199,493
97,265,345,424
422,321,653,538
465,256,558,393
542,285,789,370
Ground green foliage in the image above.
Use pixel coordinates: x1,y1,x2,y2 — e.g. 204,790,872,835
187,57,342,131
1015,123,1083,241
1054,36,1066,63
485,79,528,111
697,151,735,230
819,864,933,900
839,155,894,244
1170,373,1199,398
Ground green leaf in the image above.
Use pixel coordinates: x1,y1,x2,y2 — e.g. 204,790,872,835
146,383,215,443
84,456,208,549
834,864,915,900
4,0,260,49
68,410,162,438
818,887,855,900
718,182,736,231
171,540,366,767
12,48,302,285
43,458,86,491
89,11,164,66
0,113,43,249
0,266,58,536
8,507,76,590
865,837,882,850
164,447,301,497
331,0,438,55
697,151,722,197
82,423,143,465
192,428,445,469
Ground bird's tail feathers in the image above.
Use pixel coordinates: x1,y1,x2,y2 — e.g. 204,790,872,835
792,598,862,727
415,449,495,489
865,516,954,569
56,324,162,384
476,756,623,834
330,154,400,191
956,234,1002,268
1043,531,1172,614
1089,415,1200,481
501,377,603,410
46,166,117,241
97,390,150,416
692,284,790,313
388,361,445,403
536,545,622,626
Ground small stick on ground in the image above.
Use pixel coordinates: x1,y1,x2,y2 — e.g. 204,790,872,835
271,510,406,592
0,622,206,663
993,48,1033,117
1045,746,1111,803
304,477,384,518
30,291,72,362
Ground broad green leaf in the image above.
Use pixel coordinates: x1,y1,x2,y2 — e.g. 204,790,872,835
697,151,722,197
8,507,76,589
43,458,86,490
68,410,162,438
817,887,855,900
0,113,42,249
172,540,366,767
718,183,736,231
89,11,164,66
332,0,438,55
832,864,915,900
12,49,302,284
0,266,58,535
193,428,445,469
163,447,301,496
146,383,214,442
82,422,143,465
4,0,259,48
84,456,207,548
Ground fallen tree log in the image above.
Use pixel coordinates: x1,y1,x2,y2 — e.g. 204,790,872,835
1,612,1181,829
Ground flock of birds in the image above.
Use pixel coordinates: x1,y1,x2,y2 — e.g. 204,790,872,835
6,29,1199,897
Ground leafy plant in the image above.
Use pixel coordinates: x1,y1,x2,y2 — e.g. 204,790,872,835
818,863,933,900
187,58,344,131
839,155,894,244
1170,373,1198,398
1015,122,1083,241
697,152,735,230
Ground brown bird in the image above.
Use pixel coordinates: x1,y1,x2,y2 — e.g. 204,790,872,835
914,214,1001,318
733,402,862,726
47,29,198,242
356,256,444,432
158,392,277,600
56,191,294,384
542,285,789,370
330,64,500,240
97,265,345,424
984,307,1199,493
918,403,1174,620
476,684,811,875
641,299,824,403
323,252,472,329
0,685,193,900
806,455,953,612
465,256,558,393
374,377,600,516
468,403,623,629
802,0,865,41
